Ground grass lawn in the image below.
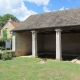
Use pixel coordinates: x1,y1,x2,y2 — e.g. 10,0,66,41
0,57,80,80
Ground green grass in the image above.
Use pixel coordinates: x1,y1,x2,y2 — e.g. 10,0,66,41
0,57,80,80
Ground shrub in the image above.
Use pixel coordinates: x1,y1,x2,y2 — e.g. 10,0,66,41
0,39,5,47
1,52,13,61
8,53,13,59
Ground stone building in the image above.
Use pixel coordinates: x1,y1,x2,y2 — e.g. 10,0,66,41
12,8,80,61
1,18,19,38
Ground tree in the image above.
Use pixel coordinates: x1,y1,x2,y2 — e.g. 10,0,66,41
0,16,5,27
3,14,20,22
2,29,7,40
0,14,20,27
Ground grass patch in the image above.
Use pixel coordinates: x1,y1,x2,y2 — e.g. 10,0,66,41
0,57,80,80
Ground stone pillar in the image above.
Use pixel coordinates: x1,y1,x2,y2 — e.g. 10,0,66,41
12,32,16,51
55,29,62,61
31,30,37,57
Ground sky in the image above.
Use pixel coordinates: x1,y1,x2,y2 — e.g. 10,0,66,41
0,0,80,21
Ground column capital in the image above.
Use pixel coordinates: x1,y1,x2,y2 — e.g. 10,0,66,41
55,28,62,32
12,31,16,35
31,30,37,34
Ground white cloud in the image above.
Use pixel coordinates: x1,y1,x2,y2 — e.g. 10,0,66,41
26,0,50,6
59,6,65,11
43,7,50,12
66,8,69,10
0,0,50,21
0,0,38,21
53,10,56,11
59,7,69,11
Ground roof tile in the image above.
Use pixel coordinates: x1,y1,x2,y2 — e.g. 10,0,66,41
13,8,80,31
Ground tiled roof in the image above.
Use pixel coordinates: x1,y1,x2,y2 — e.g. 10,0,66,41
1,21,20,30
13,8,80,31
10,22,19,28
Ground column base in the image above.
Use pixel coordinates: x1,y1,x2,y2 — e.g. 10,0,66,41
32,55,38,58
56,58,62,61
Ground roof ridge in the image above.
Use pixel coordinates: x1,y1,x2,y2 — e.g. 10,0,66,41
32,7,80,16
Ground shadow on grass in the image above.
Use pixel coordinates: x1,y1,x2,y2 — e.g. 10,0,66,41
38,54,77,61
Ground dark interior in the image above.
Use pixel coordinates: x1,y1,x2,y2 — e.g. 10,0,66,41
37,29,80,61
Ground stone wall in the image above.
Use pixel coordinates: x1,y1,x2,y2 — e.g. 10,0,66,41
44,33,56,53
62,33,80,55
39,33,80,55
37,34,44,53
15,31,32,56
15,31,80,56
1,22,14,38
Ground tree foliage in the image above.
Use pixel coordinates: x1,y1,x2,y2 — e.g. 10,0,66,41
0,14,20,27
2,29,7,40
0,16,4,26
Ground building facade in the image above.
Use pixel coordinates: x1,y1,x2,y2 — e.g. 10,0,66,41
1,19,19,39
12,8,80,61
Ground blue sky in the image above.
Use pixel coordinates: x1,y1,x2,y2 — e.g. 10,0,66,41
0,0,80,21
24,0,80,13
25,0,80,13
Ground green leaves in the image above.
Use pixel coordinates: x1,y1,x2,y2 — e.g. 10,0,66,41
1,52,13,61
3,14,20,22
0,14,20,27
2,29,7,40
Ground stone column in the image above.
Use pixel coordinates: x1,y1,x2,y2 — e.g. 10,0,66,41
31,30,37,57
55,29,62,61
12,32,16,51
